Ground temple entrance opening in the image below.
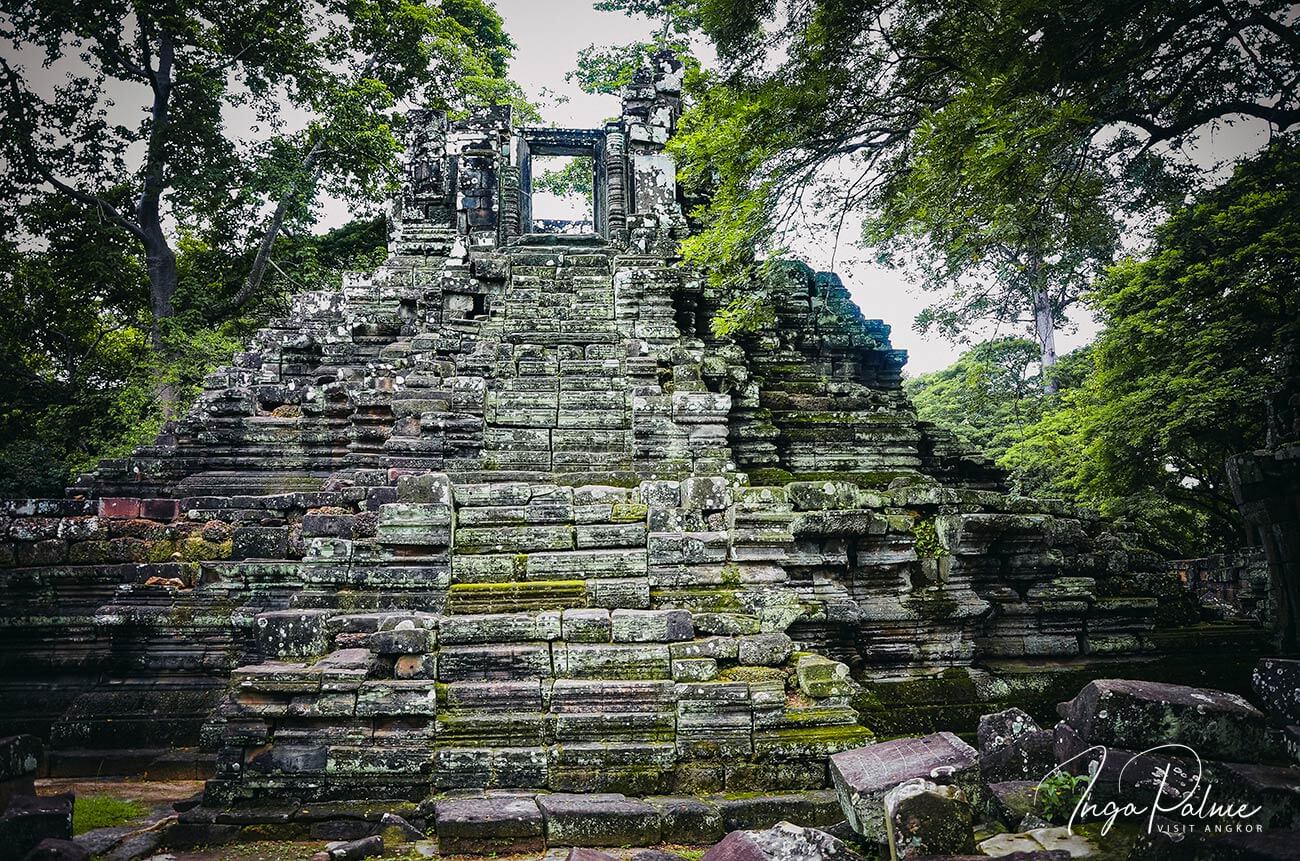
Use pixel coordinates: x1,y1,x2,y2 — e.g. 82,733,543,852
530,154,595,233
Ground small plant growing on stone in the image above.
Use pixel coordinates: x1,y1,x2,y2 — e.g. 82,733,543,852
1035,771,1090,824
912,517,948,559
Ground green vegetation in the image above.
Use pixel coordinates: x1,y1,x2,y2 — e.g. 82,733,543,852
661,0,1297,378
911,139,1300,556
1035,771,1091,824
72,794,147,835
0,0,531,496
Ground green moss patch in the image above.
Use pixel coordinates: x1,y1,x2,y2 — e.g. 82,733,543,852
73,794,147,835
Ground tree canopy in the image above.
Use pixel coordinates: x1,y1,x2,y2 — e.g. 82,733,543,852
669,0,1299,365
913,138,1300,555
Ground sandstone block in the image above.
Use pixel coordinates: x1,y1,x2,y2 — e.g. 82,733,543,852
537,793,661,846
647,796,724,843
255,610,330,658
738,633,793,666
700,822,864,861
434,794,545,855
612,609,694,642
562,608,612,642
795,654,852,698
830,732,980,840
672,658,718,682
1059,678,1284,763
884,778,975,859
370,627,435,655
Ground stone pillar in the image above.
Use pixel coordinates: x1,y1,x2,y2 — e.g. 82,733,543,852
604,125,627,238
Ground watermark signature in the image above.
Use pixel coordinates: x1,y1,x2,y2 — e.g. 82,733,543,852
1036,744,1263,838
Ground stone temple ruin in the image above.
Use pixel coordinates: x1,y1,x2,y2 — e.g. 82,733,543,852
0,54,1280,850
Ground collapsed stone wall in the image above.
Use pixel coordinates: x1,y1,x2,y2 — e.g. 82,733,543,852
0,53,1261,799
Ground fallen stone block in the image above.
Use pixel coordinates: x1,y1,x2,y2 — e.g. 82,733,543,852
377,812,425,844
978,826,1098,859
978,707,1040,753
700,822,864,861
829,732,980,841
883,778,974,859
795,655,853,698
977,708,1055,783
311,835,384,861
434,794,545,855
538,792,661,847
0,735,41,809
21,838,88,861
566,850,618,861
1059,678,1285,763
0,794,74,859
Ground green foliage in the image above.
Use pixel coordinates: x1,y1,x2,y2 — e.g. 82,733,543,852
73,795,147,835
906,337,1055,464
1003,138,1300,554
671,0,1296,343
0,199,388,497
710,292,775,339
569,0,701,96
910,140,1299,556
1036,771,1091,824
534,158,595,207
912,518,947,559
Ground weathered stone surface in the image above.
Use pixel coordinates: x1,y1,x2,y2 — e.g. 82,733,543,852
1254,658,1300,727
537,793,661,846
1059,678,1284,763
0,794,74,860
255,610,331,658
977,708,1055,782
434,795,545,855
700,822,864,861
883,778,974,859
648,796,724,843
738,634,793,667
830,733,980,841
21,838,89,861
978,827,1098,859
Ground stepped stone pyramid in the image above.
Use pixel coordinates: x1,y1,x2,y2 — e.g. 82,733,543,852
0,53,1254,808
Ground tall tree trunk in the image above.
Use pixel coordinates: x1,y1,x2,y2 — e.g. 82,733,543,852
229,137,327,312
1032,287,1058,394
138,28,178,415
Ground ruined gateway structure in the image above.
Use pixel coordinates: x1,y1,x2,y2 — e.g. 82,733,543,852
0,56,1262,808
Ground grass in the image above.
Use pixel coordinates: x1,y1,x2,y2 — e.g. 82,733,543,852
73,794,148,835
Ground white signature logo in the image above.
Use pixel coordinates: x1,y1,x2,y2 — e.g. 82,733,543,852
1037,744,1262,837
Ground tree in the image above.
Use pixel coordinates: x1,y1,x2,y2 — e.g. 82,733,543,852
0,0,522,409
867,92,1122,386
671,0,1299,357
906,337,1051,463
569,0,700,96
1002,137,1300,555
0,198,389,496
